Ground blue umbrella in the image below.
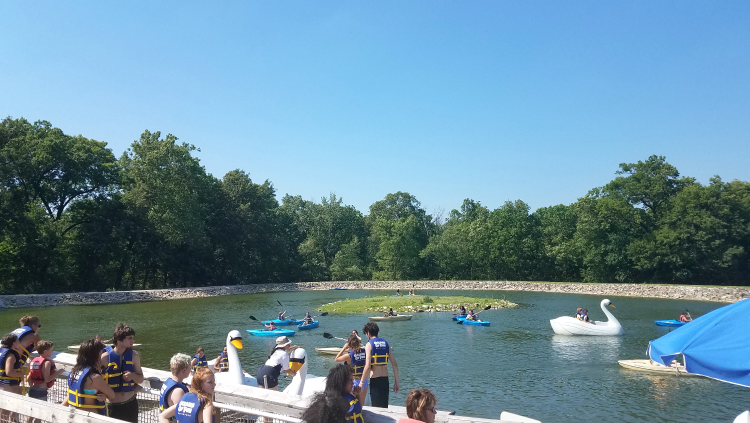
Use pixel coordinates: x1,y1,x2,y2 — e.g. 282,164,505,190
648,297,750,387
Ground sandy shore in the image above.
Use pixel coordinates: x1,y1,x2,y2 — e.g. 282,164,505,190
0,280,747,309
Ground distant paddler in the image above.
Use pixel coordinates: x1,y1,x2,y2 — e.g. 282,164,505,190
302,312,315,325
465,309,481,322
383,308,397,317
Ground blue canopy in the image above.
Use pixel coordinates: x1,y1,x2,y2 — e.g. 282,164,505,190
648,298,750,388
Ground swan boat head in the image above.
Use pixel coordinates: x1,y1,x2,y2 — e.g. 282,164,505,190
214,330,258,387
283,347,326,398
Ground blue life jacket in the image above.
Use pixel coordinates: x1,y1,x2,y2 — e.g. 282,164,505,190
160,377,189,411
10,326,35,364
176,393,215,423
104,348,136,392
218,353,228,372
349,348,367,377
459,310,467,316
343,392,364,423
368,338,389,366
0,348,22,386
193,354,208,372
68,366,107,415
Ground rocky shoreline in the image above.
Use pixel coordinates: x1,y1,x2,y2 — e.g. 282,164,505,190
0,280,748,309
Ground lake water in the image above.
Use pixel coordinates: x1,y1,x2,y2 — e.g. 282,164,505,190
1,289,746,422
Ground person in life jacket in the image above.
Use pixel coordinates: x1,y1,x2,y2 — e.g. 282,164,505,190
301,364,360,423
65,339,116,415
679,312,692,322
334,333,369,405
264,321,277,331
383,308,397,317
278,310,288,321
303,312,315,325
255,336,297,390
398,389,439,423
159,354,191,414
191,347,208,373
458,306,467,317
0,334,24,395
100,323,144,423
360,322,399,408
159,367,216,423
465,309,480,321
575,308,584,321
212,347,229,373
10,315,42,366
27,340,65,401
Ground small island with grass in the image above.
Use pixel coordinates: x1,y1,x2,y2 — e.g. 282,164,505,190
318,295,518,314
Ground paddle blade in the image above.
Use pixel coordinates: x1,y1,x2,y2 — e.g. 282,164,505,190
483,305,492,310
277,300,283,307
320,312,329,317
456,320,464,325
249,316,258,321
323,332,334,339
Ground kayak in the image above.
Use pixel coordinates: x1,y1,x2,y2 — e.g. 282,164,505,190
261,319,303,326
655,320,689,327
452,316,467,321
315,347,343,355
618,359,697,376
329,288,347,290
246,329,295,337
461,319,490,326
297,320,319,330
368,315,413,321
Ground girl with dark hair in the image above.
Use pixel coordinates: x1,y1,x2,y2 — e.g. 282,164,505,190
159,367,216,423
66,339,116,415
334,334,368,405
0,334,24,394
301,364,359,423
398,389,438,423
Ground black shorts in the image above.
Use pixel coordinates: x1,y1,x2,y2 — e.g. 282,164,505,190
108,395,139,423
28,386,48,401
256,364,282,389
369,376,389,408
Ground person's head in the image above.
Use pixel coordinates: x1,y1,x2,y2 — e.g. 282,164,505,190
270,336,292,358
306,312,311,316
460,306,465,310
222,346,227,354
346,334,361,350
576,308,582,313
113,323,135,347
397,289,400,293
170,353,192,378
190,368,216,401
469,309,474,314
389,307,393,311
1,334,18,349
583,309,588,314
406,389,438,423
363,322,379,338
196,347,205,357
73,339,106,375
36,340,54,358
325,364,354,397
680,312,686,316
20,316,41,332
300,392,348,423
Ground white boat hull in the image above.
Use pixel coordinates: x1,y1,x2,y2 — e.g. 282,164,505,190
618,359,696,376
314,347,343,355
368,315,413,321
550,316,623,335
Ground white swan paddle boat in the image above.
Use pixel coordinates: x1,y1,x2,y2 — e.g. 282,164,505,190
198,330,258,387
550,299,624,336
283,347,326,398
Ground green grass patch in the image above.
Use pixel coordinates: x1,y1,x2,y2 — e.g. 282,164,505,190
318,295,517,314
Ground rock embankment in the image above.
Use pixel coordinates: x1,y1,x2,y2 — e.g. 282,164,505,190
0,281,748,309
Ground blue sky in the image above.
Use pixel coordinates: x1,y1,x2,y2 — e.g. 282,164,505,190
2,1,749,218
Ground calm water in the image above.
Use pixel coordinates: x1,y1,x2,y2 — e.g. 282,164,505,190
1,290,747,422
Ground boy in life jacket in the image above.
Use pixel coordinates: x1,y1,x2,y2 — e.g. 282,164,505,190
100,323,144,423
212,347,229,373
28,340,65,401
360,322,400,408
160,354,191,413
191,347,208,374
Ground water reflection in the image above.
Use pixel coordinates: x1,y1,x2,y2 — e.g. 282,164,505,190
550,334,623,362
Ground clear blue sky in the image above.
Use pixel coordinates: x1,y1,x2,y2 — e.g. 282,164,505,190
2,1,749,218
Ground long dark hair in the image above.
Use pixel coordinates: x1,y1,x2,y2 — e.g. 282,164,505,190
72,339,106,375
324,364,353,396
301,392,348,423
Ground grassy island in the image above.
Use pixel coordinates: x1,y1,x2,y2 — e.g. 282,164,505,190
318,295,517,314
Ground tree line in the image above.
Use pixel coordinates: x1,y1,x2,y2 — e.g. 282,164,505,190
1,117,749,294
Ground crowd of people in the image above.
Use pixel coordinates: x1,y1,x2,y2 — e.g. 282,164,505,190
1,315,438,423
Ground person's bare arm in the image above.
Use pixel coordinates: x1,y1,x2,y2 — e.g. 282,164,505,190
4,356,22,378
42,360,65,383
334,344,351,363
124,350,144,384
191,357,197,368
91,373,117,401
168,385,186,407
159,404,177,423
213,355,222,371
202,404,215,423
389,346,399,393
360,343,372,386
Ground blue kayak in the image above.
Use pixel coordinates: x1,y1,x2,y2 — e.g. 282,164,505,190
298,320,319,330
247,329,295,337
461,319,490,326
655,320,689,327
329,288,347,290
452,316,467,321
261,319,303,326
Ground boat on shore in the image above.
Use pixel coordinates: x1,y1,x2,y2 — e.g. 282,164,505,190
618,359,696,376
315,347,343,355
368,315,413,321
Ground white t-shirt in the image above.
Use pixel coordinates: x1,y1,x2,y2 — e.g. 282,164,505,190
264,349,290,370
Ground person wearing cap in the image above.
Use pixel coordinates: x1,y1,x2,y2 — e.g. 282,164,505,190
255,336,297,390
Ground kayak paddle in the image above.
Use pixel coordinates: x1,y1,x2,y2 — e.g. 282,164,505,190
323,332,348,342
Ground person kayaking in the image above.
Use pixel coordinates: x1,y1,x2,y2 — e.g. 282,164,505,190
458,306,467,317
278,310,287,321
395,289,401,296
575,308,584,320
264,321,277,331
302,312,314,325
408,289,414,296
679,312,692,322
465,309,479,321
